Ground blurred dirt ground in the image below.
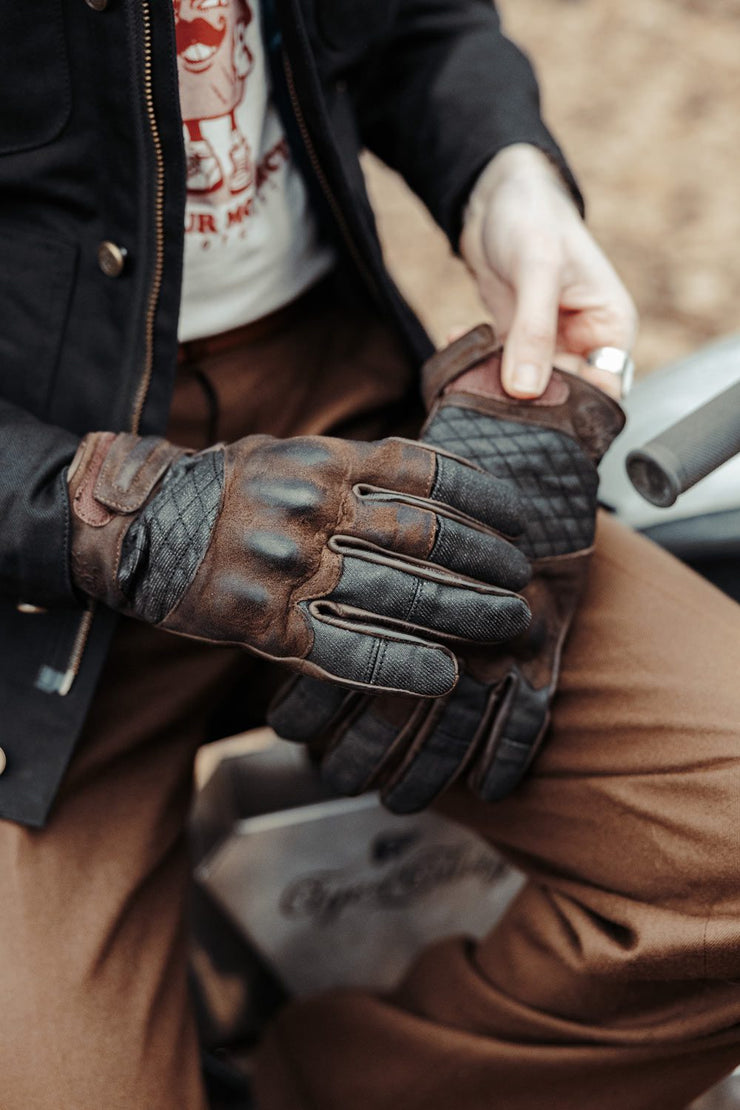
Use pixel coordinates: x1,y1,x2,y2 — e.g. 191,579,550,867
365,0,740,376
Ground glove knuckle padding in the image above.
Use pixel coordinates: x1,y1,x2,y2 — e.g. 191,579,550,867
269,325,626,812
246,475,326,517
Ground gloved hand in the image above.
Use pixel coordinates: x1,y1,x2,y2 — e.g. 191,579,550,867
67,427,532,696
268,325,625,810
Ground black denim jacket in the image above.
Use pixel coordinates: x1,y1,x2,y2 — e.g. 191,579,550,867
0,0,577,827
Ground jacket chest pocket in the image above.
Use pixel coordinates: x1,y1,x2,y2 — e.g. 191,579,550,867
0,3,71,154
314,0,399,54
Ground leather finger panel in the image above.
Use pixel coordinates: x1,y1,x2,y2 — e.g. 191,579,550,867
347,496,437,563
351,486,531,588
357,437,438,499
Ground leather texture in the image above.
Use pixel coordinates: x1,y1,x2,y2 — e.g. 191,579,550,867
68,425,532,697
268,325,625,810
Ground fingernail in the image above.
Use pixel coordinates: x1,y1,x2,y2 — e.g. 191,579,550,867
510,363,544,396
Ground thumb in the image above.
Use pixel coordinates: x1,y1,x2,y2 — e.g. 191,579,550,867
501,263,560,399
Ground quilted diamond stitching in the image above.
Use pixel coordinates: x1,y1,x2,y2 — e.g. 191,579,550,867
424,407,597,558
118,451,224,623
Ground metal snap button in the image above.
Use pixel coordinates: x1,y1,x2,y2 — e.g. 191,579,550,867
85,0,109,10
0,749,7,776
97,241,127,278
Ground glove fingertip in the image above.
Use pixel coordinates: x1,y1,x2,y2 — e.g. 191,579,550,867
389,643,458,698
267,675,351,742
369,637,459,697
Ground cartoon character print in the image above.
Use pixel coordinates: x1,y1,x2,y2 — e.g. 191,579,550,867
174,0,255,197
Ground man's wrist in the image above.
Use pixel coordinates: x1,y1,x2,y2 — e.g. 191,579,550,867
460,144,582,272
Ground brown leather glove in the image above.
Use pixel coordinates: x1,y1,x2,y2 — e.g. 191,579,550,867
268,325,625,809
67,426,532,697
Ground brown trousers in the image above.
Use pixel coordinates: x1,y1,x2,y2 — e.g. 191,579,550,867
2,282,740,1110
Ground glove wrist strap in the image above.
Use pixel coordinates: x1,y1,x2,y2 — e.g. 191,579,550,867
68,432,186,608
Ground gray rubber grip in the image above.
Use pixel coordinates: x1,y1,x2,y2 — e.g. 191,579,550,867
626,379,740,507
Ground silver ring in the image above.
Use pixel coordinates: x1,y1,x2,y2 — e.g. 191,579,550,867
585,346,634,397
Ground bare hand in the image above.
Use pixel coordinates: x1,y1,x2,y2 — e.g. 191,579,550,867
460,144,638,400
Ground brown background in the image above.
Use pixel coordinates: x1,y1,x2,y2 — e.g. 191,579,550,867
365,0,740,377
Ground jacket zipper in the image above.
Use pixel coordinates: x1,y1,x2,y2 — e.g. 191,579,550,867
59,0,165,697
57,603,94,697
130,0,166,435
281,53,382,304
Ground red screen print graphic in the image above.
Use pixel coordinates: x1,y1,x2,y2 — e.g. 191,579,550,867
175,0,255,198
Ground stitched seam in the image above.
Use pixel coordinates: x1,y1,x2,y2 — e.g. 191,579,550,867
404,572,425,624
367,637,388,685
428,513,443,563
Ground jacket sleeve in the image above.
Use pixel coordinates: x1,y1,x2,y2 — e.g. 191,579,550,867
0,400,80,607
352,0,583,246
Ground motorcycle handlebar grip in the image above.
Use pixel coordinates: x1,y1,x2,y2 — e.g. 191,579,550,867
625,379,740,507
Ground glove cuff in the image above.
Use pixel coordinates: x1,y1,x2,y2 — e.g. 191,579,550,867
421,324,498,410
421,325,626,465
67,432,186,606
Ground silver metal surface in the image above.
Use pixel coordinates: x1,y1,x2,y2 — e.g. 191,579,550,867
586,345,635,396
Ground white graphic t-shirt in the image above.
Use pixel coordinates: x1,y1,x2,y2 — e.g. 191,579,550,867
174,0,336,342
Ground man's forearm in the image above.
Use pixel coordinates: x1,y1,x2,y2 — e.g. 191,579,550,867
0,400,79,607
353,0,579,245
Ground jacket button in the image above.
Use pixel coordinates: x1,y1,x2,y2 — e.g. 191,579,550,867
85,0,109,9
98,241,127,278
0,749,6,776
